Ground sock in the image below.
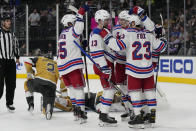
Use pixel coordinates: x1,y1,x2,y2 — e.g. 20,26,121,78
100,89,115,114
74,88,85,111
129,90,143,115
144,89,157,112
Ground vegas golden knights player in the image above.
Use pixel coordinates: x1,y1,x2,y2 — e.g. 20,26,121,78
24,54,59,120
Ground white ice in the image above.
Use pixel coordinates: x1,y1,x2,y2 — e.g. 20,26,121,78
0,79,196,131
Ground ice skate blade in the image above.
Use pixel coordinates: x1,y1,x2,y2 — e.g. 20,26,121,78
121,117,129,121
129,124,145,129
28,107,34,115
7,109,14,113
46,113,52,120
74,116,79,121
98,121,117,127
80,118,87,124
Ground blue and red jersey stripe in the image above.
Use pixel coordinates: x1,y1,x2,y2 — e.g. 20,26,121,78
58,58,83,72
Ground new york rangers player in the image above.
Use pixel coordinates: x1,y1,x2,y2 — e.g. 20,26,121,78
98,7,167,128
89,9,117,126
57,5,89,123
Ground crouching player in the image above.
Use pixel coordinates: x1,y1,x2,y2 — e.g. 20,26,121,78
24,54,59,120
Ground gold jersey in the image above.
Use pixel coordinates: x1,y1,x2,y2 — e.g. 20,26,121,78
24,57,59,84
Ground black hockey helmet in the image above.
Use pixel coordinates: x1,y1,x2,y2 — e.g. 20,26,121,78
1,14,12,21
44,52,53,60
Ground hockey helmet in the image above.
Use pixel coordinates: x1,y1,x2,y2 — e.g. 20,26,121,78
118,10,129,20
61,14,76,27
1,14,12,21
95,9,110,23
127,14,141,26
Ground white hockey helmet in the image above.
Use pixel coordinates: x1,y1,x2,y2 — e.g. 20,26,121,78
127,14,141,26
118,10,129,20
95,9,110,23
61,14,76,27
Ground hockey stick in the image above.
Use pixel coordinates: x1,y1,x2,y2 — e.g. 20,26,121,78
154,14,167,100
68,5,78,13
73,40,127,97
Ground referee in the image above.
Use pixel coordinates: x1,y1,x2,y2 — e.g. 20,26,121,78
0,14,20,112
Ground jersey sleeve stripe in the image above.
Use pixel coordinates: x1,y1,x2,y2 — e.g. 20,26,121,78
90,50,104,59
116,39,126,50
24,62,32,65
72,28,80,38
154,42,166,53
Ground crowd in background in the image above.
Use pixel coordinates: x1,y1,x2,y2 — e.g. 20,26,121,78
0,0,195,56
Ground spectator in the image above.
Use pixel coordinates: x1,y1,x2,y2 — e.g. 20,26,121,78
19,43,26,56
47,43,53,55
28,9,40,39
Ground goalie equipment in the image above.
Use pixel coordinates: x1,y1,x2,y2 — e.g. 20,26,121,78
61,14,76,27
95,9,110,23
118,10,129,20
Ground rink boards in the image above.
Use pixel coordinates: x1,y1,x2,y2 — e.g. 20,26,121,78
16,56,196,85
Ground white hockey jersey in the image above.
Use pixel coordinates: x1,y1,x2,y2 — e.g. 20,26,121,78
103,28,167,78
89,28,116,68
112,25,126,64
57,15,84,76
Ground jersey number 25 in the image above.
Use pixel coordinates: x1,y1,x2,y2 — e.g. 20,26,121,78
58,41,67,59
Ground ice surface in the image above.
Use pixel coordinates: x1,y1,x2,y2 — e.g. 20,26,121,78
0,79,196,131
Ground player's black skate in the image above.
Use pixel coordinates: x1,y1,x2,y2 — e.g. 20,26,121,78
6,105,15,113
78,107,87,124
121,110,135,121
128,114,145,129
45,104,53,120
145,109,156,128
99,112,117,127
73,105,79,121
26,96,34,114
28,103,34,114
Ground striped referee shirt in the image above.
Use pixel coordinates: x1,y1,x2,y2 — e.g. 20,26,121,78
0,27,20,59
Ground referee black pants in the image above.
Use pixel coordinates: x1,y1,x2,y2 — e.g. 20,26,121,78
0,59,16,106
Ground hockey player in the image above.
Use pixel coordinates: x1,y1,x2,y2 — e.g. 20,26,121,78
89,9,117,126
24,53,59,120
112,10,134,121
98,8,167,128
57,5,89,123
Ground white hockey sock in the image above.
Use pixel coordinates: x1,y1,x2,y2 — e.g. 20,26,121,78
74,88,85,111
129,90,143,115
69,87,76,106
100,89,115,114
144,89,157,112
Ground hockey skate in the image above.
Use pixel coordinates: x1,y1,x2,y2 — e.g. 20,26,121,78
144,109,156,128
73,105,79,121
128,114,145,129
6,105,15,113
121,110,135,121
45,104,53,120
78,107,87,124
99,113,117,127
28,103,34,114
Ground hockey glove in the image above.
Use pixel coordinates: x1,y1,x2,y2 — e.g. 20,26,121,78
93,65,112,81
129,6,145,17
155,24,166,38
100,67,112,82
99,28,113,45
78,5,89,15
82,40,88,51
